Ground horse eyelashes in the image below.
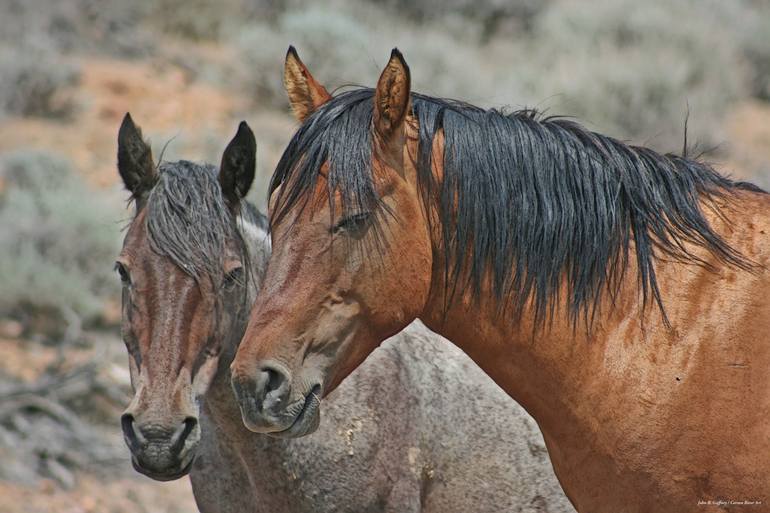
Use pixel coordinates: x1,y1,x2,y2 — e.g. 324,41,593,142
332,212,372,235
115,262,131,285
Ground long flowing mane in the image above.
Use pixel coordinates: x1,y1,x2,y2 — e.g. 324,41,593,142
141,161,266,285
270,88,763,324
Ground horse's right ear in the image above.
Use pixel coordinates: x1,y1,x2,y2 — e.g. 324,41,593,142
219,121,257,206
117,113,156,200
373,49,411,145
283,46,332,122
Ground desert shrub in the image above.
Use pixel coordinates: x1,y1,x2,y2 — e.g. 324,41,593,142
0,0,152,58
234,0,763,153
142,0,249,41
737,5,770,100
235,8,370,106
508,0,753,151
0,151,123,330
369,0,547,36
0,47,80,119
235,3,501,108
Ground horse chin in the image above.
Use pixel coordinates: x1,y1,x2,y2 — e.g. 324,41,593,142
131,451,196,482
266,385,322,439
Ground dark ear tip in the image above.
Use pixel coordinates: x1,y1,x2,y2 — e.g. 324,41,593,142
120,112,135,132
236,121,256,144
388,48,410,77
287,45,298,60
390,48,406,65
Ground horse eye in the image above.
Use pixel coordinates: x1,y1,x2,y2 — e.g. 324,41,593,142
332,212,372,235
115,262,131,285
224,267,244,289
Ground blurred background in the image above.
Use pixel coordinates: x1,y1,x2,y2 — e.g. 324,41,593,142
0,0,768,511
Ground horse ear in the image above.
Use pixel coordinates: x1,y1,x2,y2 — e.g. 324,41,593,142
283,46,332,122
117,113,156,199
373,49,411,145
219,121,257,205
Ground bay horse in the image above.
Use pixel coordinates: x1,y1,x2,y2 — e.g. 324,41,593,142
231,48,770,513
115,114,573,512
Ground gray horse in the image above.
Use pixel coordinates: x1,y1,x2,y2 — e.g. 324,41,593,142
115,115,573,512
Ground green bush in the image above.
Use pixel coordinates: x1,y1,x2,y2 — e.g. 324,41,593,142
235,8,369,107
0,151,123,329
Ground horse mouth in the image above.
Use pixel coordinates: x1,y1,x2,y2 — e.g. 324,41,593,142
131,452,196,481
267,384,322,439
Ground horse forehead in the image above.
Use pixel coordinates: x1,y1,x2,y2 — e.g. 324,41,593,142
136,266,215,348
121,212,203,289
118,214,148,265
120,212,161,266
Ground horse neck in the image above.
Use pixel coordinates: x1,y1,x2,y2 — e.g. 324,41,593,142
418,184,768,438
417,253,607,423
409,121,678,430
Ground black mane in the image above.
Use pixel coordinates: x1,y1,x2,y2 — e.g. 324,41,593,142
270,88,763,324
144,161,265,285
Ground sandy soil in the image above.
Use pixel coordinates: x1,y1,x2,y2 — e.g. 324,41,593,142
0,475,198,513
0,58,239,189
0,54,296,207
0,328,200,513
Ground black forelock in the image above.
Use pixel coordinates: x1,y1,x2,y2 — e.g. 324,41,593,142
269,87,763,325
270,88,379,227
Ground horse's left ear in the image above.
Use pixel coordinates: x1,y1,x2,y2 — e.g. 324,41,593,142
373,48,411,147
219,121,257,205
283,46,332,122
117,113,156,201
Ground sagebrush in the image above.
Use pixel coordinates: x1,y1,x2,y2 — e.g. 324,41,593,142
0,151,123,329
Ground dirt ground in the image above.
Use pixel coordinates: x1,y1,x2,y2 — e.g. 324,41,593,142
0,476,197,513
0,323,200,512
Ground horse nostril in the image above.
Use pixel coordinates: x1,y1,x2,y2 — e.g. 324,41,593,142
170,417,198,455
231,362,292,418
121,413,146,450
264,367,284,395
258,363,291,412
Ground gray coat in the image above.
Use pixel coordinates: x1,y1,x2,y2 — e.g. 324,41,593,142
193,322,573,513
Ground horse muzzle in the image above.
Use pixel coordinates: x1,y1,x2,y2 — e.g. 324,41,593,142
231,360,322,438
121,413,200,481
